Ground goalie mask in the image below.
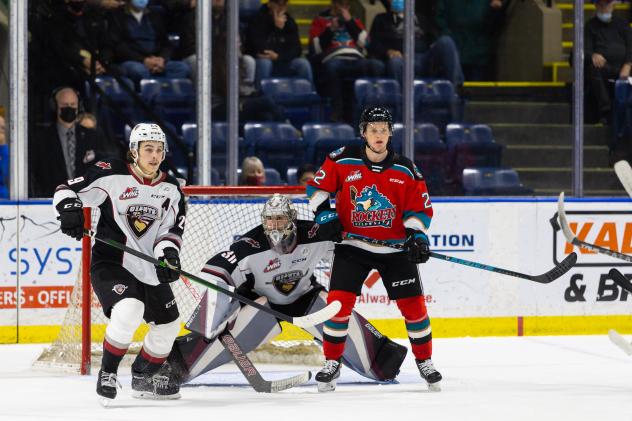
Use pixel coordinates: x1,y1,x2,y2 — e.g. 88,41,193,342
261,194,297,253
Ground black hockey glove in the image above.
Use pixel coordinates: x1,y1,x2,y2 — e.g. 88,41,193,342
314,210,343,243
405,228,431,264
56,198,84,241
156,247,181,283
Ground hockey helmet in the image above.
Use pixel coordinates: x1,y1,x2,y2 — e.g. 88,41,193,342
129,123,168,154
261,194,298,253
359,106,393,134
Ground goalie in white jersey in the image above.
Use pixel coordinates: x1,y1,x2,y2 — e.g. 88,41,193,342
165,194,408,387
53,123,186,403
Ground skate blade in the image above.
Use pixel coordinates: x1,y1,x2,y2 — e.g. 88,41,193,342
132,390,181,400
317,380,337,393
427,381,441,392
98,396,115,407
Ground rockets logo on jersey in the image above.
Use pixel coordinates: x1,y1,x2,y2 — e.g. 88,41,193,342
350,184,396,228
272,270,303,295
119,187,139,200
126,205,159,238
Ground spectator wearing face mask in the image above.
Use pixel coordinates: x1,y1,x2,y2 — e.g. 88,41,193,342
239,157,267,186
585,0,632,125
29,87,101,198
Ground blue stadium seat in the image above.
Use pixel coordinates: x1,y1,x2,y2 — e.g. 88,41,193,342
260,78,321,128
92,76,136,138
236,168,283,186
302,123,362,164
445,123,503,182
240,0,261,20
354,78,401,125
183,122,246,180
244,122,305,178
140,78,195,132
414,79,460,128
287,167,298,185
392,123,449,194
614,80,632,145
462,167,532,195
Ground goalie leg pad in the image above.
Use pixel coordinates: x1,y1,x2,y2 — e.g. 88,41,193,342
171,296,282,382
305,291,407,381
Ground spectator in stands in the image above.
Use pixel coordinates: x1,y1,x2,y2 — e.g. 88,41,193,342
108,0,191,85
29,87,100,198
239,156,266,186
586,0,632,125
435,0,507,81
368,0,464,88
297,163,317,186
88,0,125,9
308,0,384,122
0,115,8,199
246,0,314,87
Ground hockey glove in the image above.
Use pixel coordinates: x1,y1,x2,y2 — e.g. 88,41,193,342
405,228,431,264
56,198,84,241
314,210,343,243
156,247,181,283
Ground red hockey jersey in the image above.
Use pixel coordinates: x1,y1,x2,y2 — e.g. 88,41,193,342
307,145,433,251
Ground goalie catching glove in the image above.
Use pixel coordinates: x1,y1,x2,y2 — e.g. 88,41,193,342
314,210,343,243
56,197,84,241
405,228,430,264
156,247,181,283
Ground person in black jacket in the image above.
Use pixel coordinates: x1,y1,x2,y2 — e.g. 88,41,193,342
108,0,190,85
29,87,101,198
246,0,314,88
586,0,632,125
368,0,463,88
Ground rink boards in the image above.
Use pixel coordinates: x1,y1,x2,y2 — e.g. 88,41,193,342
1,197,632,343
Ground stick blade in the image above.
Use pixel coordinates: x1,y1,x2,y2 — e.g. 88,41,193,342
531,252,577,283
292,300,342,328
609,268,632,294
609,329,632,356
614,160,632,197
268,371,312,393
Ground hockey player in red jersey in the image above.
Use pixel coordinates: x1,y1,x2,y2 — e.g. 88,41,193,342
306,106,442,392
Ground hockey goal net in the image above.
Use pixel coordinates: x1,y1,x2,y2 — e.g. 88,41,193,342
34,186,330,374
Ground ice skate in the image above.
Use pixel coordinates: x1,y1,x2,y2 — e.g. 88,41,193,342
131,366,181,400
315,359,341,393
96,369,121,406
416,359,442,392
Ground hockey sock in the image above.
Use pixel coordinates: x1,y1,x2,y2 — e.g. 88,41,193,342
132,346,168,374
101,336,129,373
322,290,357,361
396,296,432,360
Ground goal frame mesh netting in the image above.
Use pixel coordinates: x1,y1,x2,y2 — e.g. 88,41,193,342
34,186,329,375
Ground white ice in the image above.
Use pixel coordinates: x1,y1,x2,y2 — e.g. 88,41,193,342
1,336,632,421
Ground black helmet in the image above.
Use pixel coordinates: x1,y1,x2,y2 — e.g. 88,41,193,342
359,106,393,133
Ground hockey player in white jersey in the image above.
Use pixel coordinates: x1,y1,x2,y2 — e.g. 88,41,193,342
165,194,408,387
53,123,186,403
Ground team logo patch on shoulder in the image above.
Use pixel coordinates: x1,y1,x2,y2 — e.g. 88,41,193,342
264,258,281,273
112,284,128,295
236,236,260,248
119,187,139,200
126,204,159,238
95,161,111,170
272,270,303,295
345,170,363,183
350,185,396,228
329,146,345,159
413,164,424,179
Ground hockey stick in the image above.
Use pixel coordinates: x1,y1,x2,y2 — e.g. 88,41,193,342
83,229,341,328
554,192,632,263
614,160,632,198
608,268,632,294
344,233,577,283
608,328,632,356
219,332,311,393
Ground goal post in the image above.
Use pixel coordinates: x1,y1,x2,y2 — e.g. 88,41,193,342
36,186,329,374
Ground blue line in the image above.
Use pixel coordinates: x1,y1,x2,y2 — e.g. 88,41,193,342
432,249,474,252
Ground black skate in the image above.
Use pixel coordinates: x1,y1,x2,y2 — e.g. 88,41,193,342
96,369,121,406
415,359,442,392
131,364,181,400
315,359,341,393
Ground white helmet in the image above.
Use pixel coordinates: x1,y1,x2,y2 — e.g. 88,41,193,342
129,123,168,153
261,194,297,253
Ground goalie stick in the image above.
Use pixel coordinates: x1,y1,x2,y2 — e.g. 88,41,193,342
554,192,632,263
344,233,577,283
219,332,311,393
83,229,341,328
608,328,632,356
614,160,632,198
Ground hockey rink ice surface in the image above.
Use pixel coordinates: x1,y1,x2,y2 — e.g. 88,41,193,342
1,336,632,421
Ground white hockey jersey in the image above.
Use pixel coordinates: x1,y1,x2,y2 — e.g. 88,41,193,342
53,158,186,286
199,221,334,306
